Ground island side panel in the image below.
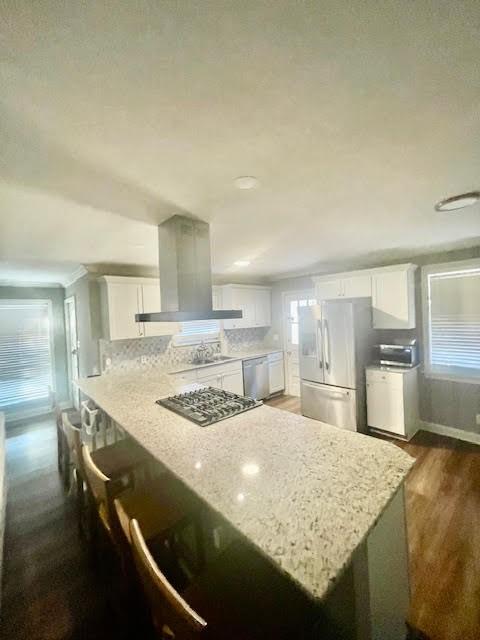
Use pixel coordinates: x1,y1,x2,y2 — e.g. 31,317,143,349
360,485,410,640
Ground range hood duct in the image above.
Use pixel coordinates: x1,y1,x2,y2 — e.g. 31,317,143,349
135,215,242,322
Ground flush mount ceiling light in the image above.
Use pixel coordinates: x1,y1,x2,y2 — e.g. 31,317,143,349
234,175,260,190
234,260,250,267
434,191,480,212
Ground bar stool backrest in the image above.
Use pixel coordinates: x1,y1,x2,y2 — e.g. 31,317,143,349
62,412,83,472
82,443,111,509
129,518,207,640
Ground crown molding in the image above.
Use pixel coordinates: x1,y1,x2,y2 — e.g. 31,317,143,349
63,265,88,288
0,280,63,288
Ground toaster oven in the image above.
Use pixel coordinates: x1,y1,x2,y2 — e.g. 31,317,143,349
373,342,418,368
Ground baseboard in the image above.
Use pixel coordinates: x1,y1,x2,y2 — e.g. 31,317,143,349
419,420,480,445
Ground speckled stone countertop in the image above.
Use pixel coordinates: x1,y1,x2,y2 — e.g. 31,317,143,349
167,347,283,374
77,368,414,601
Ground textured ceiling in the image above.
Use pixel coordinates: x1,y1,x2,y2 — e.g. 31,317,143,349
0,0,479,284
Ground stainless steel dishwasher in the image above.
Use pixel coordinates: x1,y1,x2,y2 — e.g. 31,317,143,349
242,356,270,400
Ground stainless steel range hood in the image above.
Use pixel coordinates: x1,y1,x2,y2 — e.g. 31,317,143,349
135,215,242,322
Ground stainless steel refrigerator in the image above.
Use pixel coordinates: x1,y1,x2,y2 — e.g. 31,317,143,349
299,299,373,432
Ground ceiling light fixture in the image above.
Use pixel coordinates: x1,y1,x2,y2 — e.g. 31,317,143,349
234,176,259,190
234,260,250,267
434,191,480,212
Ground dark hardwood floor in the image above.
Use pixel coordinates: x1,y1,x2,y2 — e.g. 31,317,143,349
266,394,480,640
1,417,128,640
2,402,479,640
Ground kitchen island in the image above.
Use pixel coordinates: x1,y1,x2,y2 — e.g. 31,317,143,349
78,368,414,639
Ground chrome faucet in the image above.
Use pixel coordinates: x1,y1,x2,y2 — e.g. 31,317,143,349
193,341,213,364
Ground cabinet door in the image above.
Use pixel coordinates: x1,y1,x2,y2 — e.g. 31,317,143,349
254,289,271,327
141,283,179,337
372,270,415,329
343,275,372,298
316,279,343,301
268,359,285,394
169,370,198,385
222,370,244,395
367,380,405,436
197,371,223,390
227,288,255,329
107,282,142,340
212,286,222,311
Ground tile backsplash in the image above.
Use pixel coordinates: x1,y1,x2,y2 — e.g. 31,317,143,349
100,327,273,373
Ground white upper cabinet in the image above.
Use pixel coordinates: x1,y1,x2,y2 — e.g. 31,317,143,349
101,279,143,340
221,285,272,330
316,279,343,300
100,276,179,341
313,264,416,329
141,282,180,337
343,274,372,298
371,265,416,329
212,286,222,311
254,288,272,327
315,274,371,300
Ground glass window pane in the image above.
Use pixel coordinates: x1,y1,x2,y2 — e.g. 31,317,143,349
290,300,298,322
291,322,299,345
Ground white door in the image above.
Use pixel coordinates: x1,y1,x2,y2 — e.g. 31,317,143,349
283,291,316,396
64,296,80,409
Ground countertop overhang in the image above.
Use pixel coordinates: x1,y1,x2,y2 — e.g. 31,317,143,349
77,368,414,601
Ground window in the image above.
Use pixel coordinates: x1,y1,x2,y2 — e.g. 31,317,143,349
0,300,54,410
173,320,220,346
289,298,316,346
423,260,480,382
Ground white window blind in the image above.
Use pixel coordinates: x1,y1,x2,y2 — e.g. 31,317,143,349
425,265,480,380
173,320,220,346
0,301,53,408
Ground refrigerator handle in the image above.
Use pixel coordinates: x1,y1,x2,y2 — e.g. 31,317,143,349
316,320,323,369
323,319,330,371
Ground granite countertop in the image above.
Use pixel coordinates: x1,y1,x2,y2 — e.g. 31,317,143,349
77,368,414,602
366,364,421,373
167,347,283,375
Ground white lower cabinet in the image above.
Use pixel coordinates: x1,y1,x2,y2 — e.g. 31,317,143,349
268,352,285,394
173,360,245,395
221,370,244,395
366,367,419,440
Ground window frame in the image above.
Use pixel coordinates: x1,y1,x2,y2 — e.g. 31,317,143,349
422,258,480,385
0,298,57,407
172,320,220,347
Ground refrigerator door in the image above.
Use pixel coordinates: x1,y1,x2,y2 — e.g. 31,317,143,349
300,380,357,431
299,305,324,384
322,300,356,389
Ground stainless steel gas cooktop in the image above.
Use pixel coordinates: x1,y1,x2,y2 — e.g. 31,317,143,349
156,387,262,426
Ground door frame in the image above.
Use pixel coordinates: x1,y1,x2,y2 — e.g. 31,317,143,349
282,289,316,395
64,295,80,409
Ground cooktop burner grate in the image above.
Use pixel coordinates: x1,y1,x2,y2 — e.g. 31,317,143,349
156,387,262,426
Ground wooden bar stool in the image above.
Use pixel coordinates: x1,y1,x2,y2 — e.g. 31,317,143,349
128,517,319,640
83,445,202,575
62,413,150,537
